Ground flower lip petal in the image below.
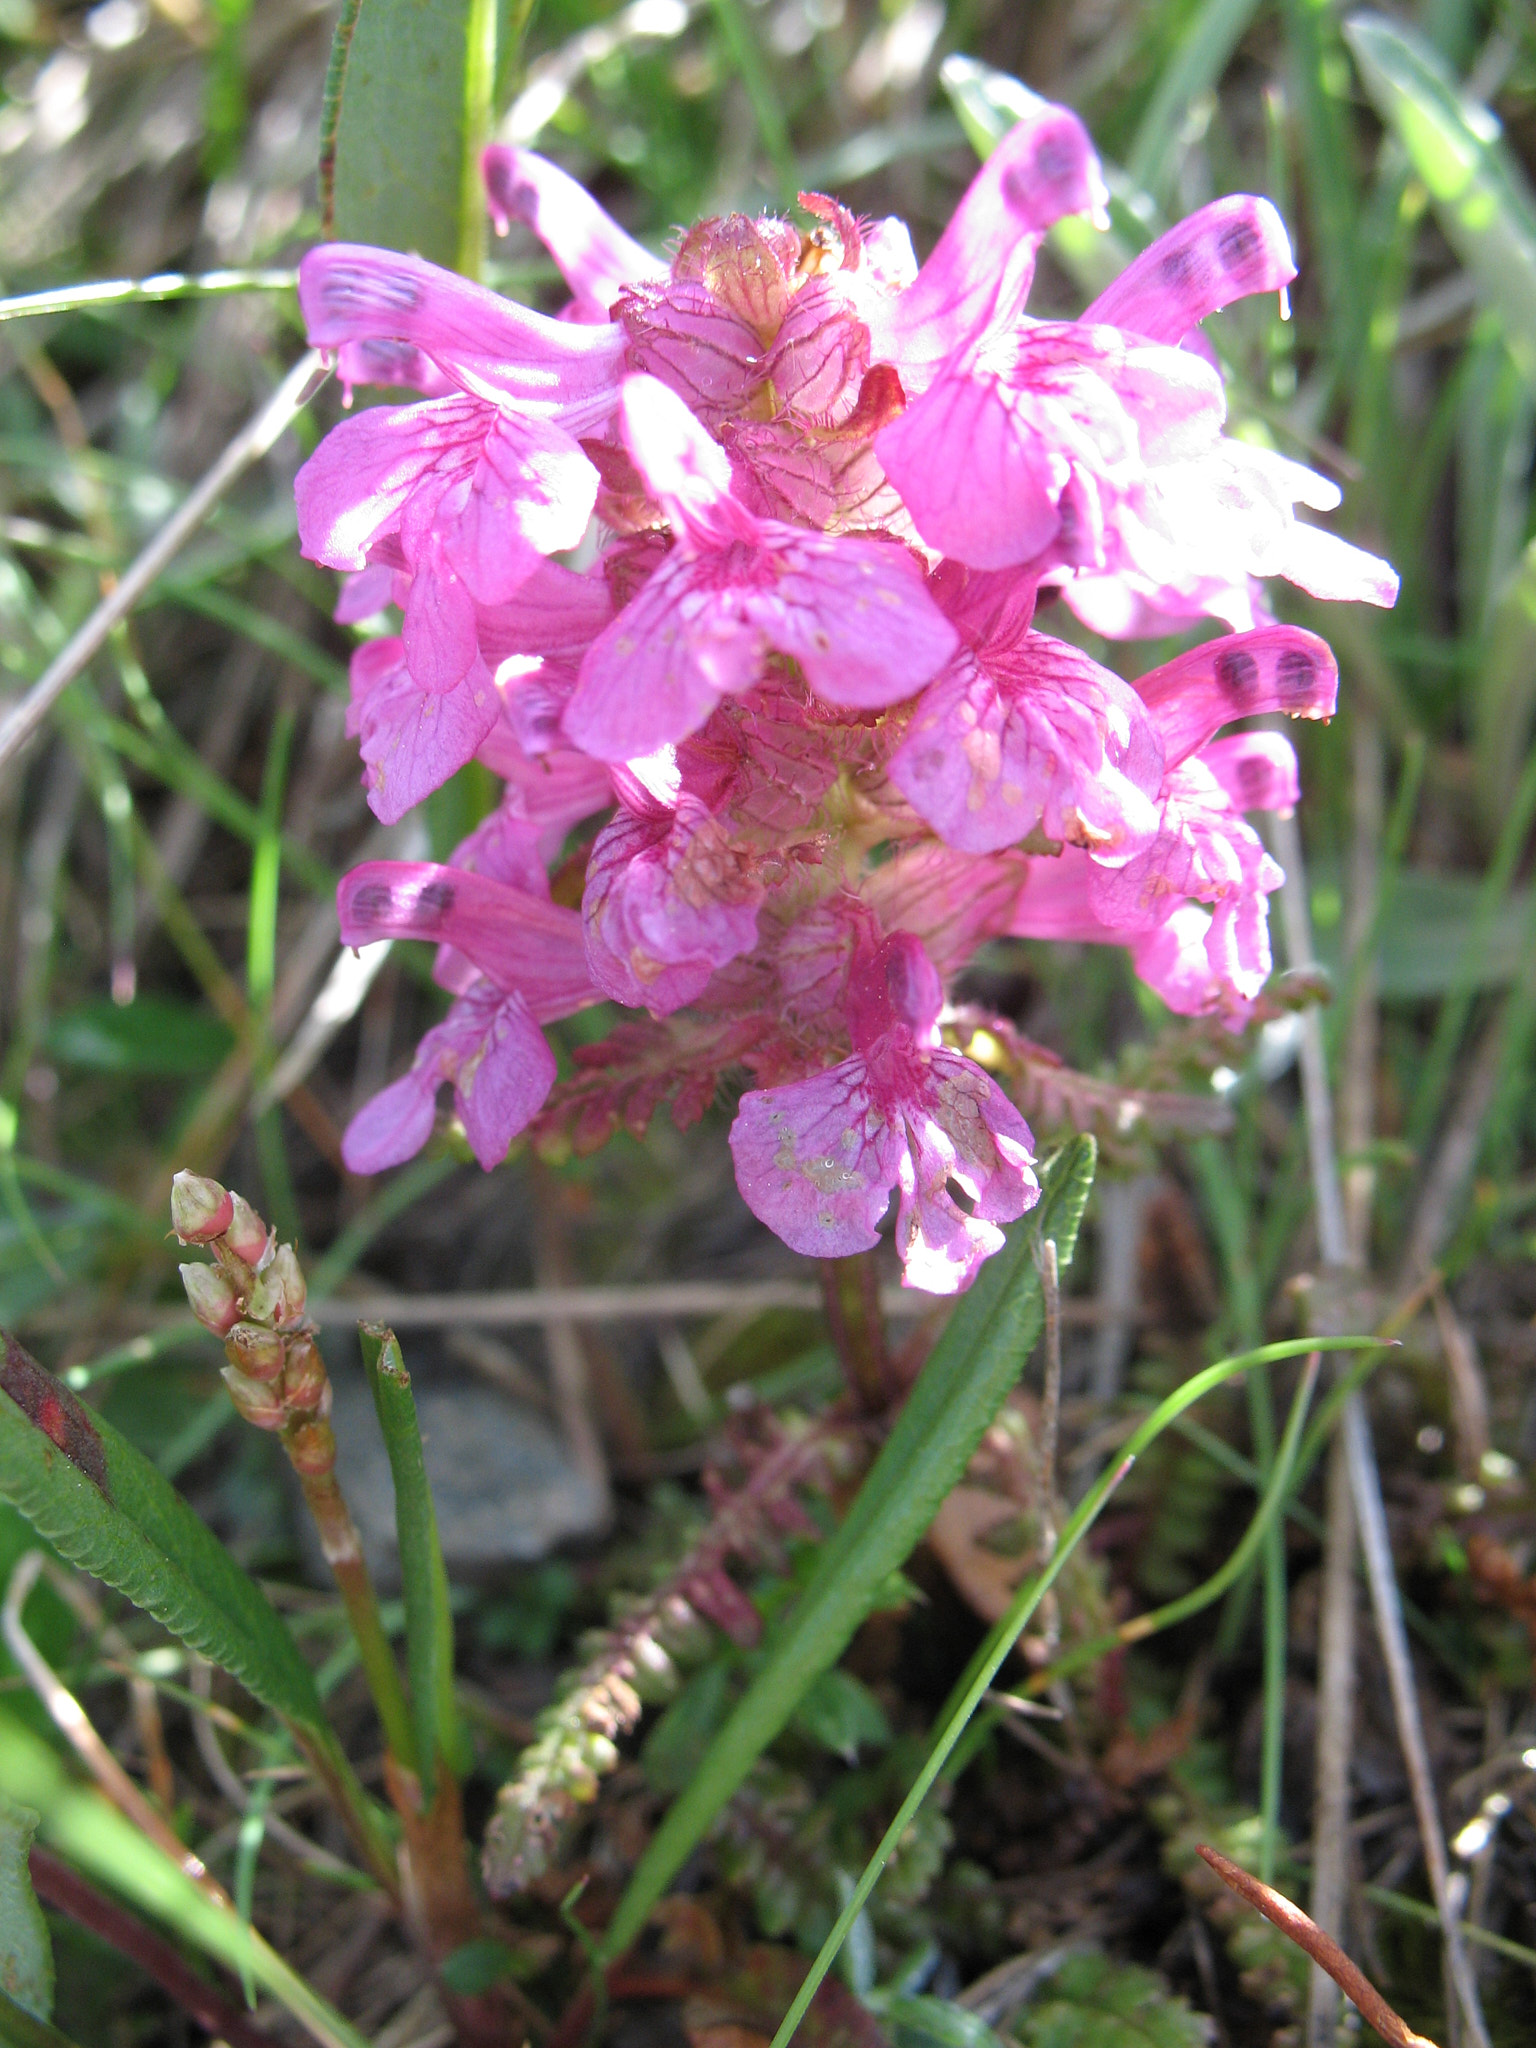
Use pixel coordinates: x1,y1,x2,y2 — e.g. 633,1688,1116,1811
482,146,665,320
1086,195,1296,343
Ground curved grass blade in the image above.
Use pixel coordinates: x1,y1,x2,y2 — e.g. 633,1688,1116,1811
0,1715,370,2048
359,1325,468,1797
321,0,499,278
1128,0,1264,198
0,1335,393,1884
1345,14,1536,383
599,1137,1097,1962
766,1335,1379,2048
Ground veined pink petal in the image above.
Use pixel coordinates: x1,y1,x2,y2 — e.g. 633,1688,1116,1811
401,533,482,692
888,636,1163,856
347,637,499,824
894,1051,1038,1294
869,93,1106,379
455,988,559,1168
877,367,1067,567
483,146,664,321
583,798,764,1014
765,534,960,709
618,373,758,549
338,861,597,1018
1086,196,1296,342
477,556,614,661
296,395,473,572
1133,624,1337,766
341,983,556,1174
447,410,600,601
564,556,761,760
334,336,458,399
730,1057,906,1258
299,244,625,421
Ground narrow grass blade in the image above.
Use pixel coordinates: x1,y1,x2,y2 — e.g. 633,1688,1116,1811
1128,0,1263,197
767,1337,1375,2048
359,1325,467,1795
600,1138,1097,1962
0,1334,393,1881
0,1716,371,2048
1346,14,1536,384
0,1795,51,2021
323,0,497,276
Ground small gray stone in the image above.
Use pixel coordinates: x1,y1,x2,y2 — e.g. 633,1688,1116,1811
302,1364,607,1588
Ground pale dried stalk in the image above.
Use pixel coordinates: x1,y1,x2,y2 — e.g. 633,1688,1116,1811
0,350,326,778
1270,808,1492,2048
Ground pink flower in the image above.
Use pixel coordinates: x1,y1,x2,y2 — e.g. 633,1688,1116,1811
343,982,556,1173
1083,195,1296,346
582,792,765,1014
338,860,602,1171
888,568,1164,856
296,392,600,692
346,635,499,824
563,375,959,759
482,144,664,322
339,861,598,1016
729,932,1039,1293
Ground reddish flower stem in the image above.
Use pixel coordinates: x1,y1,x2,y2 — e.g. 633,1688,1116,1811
1197,1844,1440,2048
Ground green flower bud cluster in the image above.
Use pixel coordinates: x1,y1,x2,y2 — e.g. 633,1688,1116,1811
171,1171,335,1474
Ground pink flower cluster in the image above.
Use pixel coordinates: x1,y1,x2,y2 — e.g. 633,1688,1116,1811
297,92,1395,1295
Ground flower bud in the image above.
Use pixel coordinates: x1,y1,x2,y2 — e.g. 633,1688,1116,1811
224,1192,272,1269
220,1363,287,1430
180,1261,243,1336
223,1321,286,1383
169,1171,233,1245
247,1243,306,1328
279,1332,328,1413
285,1418,337,1478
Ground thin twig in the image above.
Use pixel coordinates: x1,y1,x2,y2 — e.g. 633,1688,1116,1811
189,1658,357,1878
0,350,327,778
1270,809,1493,2048
1197,1845,1439,2048
308,1281,1106,1329
2,1552,209,1881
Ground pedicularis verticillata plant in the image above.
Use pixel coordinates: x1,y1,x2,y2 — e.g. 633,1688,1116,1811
297,90,1396,1296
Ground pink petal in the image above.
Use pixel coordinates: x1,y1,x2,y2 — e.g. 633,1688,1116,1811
877,369,1067,568
1086,197,1296,342
455,989,559,1168
350,640,500,824
889,639,1163,855
618,373,758,550
870,93,1105,377
760,534,960,710
1133,625,1337,765
482,146,664,320
477,556,614,660
582,800,763,1014
564,556,764,761
299,244,624,420
1274,521,1400,607
889,1050,1038,1295
338,861,597,1018
729,1058,905,1258
334,563,397,623
401,535,482,693
1202,731,1300,815
295,395,473,571
342,1066,440,1174
449,411,599,602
